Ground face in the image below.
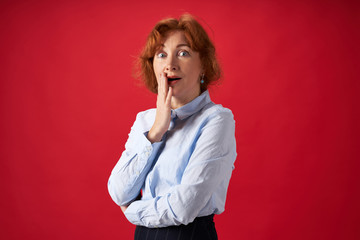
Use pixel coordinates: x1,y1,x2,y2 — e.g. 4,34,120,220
153,30,203,107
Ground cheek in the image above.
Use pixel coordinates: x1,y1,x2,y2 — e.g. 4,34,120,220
153,66,166,85
184,62,202,77
153,62,163,76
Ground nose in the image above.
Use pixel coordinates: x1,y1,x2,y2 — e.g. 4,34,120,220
165,55,178,71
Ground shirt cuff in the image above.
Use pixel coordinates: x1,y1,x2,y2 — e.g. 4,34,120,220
124,200,143,226
143,131,163,154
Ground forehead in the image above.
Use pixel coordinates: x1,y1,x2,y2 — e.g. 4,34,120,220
161,30,189,47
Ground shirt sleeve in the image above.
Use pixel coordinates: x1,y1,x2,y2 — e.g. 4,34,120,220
108,112,163,206
124,110,237,227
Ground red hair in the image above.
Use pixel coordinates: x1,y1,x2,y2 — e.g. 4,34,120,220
138,14,222,93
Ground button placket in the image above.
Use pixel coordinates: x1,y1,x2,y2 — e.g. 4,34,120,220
145,145,152,157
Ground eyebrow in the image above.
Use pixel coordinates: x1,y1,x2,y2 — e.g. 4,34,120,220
161,43,190,48
176,43,190,48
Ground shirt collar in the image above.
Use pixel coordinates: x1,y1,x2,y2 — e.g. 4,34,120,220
171,90,211,120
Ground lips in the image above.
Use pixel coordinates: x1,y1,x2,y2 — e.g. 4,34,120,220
167,76,182,82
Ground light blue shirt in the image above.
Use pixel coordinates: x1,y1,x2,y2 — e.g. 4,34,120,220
108,90,237,228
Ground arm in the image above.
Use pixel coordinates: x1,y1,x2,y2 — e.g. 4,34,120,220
107,113,163,206
124,110,237,227
108,73,172,208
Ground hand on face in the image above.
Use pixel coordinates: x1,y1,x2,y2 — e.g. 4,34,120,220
153,31,202,109
147,72,173,143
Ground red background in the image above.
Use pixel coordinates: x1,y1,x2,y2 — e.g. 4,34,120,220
1,0,359,239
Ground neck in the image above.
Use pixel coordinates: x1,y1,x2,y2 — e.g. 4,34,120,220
171,91,201,109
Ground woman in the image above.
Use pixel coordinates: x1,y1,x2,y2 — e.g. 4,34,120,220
108,14,237,240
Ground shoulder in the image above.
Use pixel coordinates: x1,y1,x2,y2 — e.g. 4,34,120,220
200,103,235,125
131,108,156,131
194,103,237,156
135,108,156,120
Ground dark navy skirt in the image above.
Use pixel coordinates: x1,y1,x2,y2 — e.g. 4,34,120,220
134,215,218,240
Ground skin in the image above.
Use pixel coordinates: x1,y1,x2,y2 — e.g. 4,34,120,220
148,30,203,143
120,30,203,213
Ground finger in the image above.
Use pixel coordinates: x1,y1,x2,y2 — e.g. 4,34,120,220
158,73,162,92
159,73,166,94
163,72,169,94
160,72,168,97
157,73,165,99
166,86,173,106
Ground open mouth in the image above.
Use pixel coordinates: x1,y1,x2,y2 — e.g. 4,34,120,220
167,77,182,82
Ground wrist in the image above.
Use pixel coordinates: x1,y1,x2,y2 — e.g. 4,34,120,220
147,128,164,143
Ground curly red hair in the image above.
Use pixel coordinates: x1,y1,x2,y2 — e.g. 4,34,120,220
138,14,222,93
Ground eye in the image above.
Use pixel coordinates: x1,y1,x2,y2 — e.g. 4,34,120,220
178,50,189,57
156,52,166,58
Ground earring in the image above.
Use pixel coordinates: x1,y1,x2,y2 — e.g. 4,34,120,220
200,73,205,84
